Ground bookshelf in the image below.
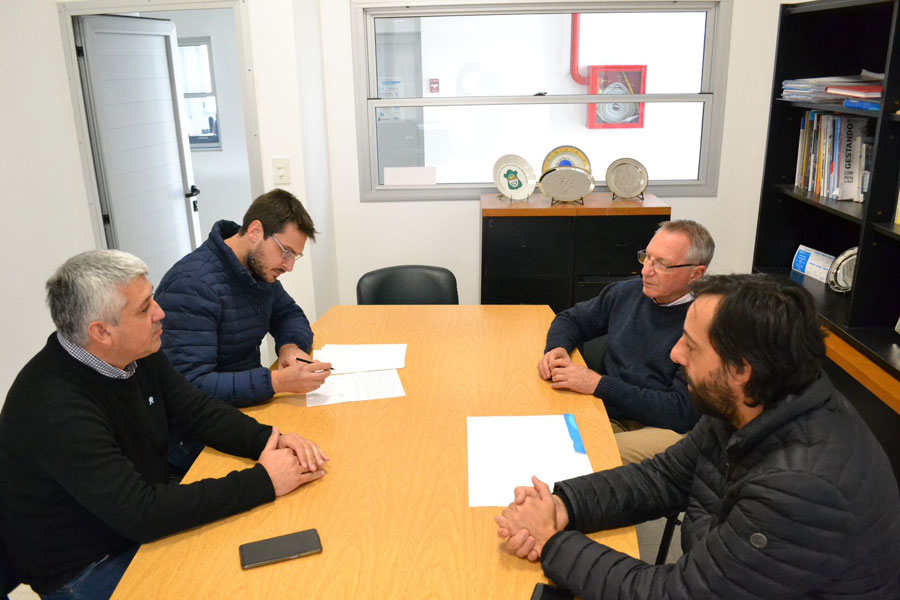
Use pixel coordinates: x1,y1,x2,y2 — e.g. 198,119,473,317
754,0,900,381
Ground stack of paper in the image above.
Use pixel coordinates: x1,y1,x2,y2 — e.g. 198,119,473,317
305,344,408,407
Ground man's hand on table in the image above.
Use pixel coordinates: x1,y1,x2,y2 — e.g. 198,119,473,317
259,427,326,496
549,364,601,395
538,347,571,380
495,476,569,562
278,431,329,472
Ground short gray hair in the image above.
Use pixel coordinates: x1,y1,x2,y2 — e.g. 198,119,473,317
657,220,715,267
46,250,148,345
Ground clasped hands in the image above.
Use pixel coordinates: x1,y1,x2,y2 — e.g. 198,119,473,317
538,347,601,395
495,476,569,562
258,426,329,496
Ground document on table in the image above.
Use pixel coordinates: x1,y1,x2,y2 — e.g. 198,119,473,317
305,369,405,407
313,344,407,374
466,415,594,507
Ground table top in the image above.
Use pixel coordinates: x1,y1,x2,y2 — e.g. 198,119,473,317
481,191,670,217
113,305,638,598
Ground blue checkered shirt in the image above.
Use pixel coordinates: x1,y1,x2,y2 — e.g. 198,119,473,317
57,333,137,379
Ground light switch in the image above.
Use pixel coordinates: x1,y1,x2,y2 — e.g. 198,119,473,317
273,157,291,184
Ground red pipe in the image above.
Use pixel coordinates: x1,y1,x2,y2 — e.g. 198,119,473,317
570,13,588,86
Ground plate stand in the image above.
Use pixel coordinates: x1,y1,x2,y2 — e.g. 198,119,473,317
611,192,644,202
550,196,585,206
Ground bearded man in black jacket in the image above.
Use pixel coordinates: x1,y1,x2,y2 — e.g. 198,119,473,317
0,250,329,599
497,274,900,599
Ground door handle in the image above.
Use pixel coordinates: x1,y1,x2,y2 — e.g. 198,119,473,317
185,185,201,198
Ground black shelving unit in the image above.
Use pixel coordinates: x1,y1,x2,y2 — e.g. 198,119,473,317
754,0,900,380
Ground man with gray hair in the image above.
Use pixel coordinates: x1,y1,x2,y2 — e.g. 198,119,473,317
538,220,714,464
0,250,329,599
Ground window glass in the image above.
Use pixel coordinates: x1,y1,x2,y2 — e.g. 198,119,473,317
178,38,220,149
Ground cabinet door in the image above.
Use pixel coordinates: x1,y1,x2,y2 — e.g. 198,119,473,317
574,215,664,276
481,217,572,311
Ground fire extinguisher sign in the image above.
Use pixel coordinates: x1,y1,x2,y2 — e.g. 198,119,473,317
429,78,439,93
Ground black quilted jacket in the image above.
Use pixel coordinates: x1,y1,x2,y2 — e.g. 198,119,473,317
544,373,900,599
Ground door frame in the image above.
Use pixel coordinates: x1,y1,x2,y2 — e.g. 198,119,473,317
57,0,265,249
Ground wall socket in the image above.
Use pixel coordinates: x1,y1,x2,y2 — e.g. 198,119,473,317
272,157,291,184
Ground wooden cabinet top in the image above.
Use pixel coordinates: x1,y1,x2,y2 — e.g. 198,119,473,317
481,191,671,217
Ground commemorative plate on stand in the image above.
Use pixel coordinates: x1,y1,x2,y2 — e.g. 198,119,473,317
493,154,536,200
605,158,649,200
542,145,592,174
538,166,595,204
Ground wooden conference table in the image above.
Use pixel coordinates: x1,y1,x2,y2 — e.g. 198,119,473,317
114,305,638,598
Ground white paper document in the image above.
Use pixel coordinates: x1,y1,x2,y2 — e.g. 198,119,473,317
313,344,407,374
466,415,594,507
305,369,405,407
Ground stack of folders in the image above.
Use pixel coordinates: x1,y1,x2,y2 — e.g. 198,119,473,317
782,69,884,111
794,110,872,202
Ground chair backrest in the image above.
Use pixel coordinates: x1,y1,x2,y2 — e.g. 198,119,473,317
356,265,459,305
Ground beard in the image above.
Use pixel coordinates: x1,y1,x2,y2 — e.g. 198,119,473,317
246,243,271,283
682,365,739,427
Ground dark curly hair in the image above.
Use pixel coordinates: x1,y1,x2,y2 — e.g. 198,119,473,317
690,274,826,408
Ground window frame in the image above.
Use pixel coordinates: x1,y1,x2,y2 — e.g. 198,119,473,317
351,1,731,202
178,36,222,151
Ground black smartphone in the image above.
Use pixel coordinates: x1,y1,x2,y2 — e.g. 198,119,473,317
239,528,322,569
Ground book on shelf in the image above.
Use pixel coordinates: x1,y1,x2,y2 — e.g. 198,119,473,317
824,84,883,98
843,98,881,111
794,110,871,201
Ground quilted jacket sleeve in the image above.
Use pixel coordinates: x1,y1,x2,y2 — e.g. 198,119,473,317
269,281,313,354
158,274,275,407
543,432,857,598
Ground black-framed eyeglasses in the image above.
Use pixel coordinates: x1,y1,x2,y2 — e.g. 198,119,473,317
637,249,698,273
270,233,303,261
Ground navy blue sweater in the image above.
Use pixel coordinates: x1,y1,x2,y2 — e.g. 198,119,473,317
156,220,313,407
545,278,698,433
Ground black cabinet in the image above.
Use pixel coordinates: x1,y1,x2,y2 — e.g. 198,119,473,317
754,0,900,379
481,193,670,313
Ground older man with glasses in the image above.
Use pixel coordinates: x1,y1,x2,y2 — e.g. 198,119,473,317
537,220,714,464
155,189,331,474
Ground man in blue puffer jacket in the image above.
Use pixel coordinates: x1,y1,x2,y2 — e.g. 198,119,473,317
157,189,331,472
497,274,900,598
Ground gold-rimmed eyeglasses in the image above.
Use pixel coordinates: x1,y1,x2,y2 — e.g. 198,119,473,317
270,233,303,261
637,249,697,274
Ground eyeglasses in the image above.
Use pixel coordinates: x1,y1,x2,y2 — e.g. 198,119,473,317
270,233,303,261
637,249,698,274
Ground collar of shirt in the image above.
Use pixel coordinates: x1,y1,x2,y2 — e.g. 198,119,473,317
57,332,138,379
657,292,694,307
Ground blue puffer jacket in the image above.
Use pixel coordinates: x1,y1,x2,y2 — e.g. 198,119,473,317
543,372,900,599
156,220,313,407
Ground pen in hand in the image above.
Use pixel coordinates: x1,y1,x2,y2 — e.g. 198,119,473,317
295,357,335,371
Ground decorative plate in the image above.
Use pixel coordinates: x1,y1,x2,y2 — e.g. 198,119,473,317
606,158,649,199
493,154,536,200
538,166,595,202
826,247,857,293
542,145,591,174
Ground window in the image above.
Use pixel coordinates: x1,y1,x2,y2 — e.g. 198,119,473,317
353,3,730,200
177,37,221,150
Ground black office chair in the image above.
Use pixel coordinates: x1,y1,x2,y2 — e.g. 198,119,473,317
356,265,459,305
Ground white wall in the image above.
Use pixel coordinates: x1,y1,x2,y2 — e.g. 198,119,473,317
153,8,254,237
0,1,97,406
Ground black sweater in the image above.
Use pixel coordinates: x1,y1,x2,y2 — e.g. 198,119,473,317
0,334,275,594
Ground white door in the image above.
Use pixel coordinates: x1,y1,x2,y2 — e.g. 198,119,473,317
75,15,201,286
